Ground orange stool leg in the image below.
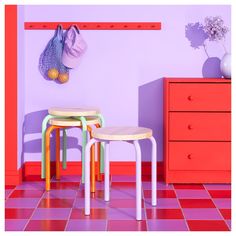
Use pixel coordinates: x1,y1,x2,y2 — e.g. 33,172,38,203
88,126,96,193
56,128,60,180
45,126,56,191
95,123,102,181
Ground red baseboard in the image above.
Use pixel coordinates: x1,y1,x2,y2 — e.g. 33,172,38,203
22,161,163,182
5,167,22,185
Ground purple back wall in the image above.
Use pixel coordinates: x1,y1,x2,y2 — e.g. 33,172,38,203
18,5,231,168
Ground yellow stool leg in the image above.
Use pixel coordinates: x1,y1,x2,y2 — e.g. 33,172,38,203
56,128,60,180
88,126,96,193
95,123,102,181
45,126,56,191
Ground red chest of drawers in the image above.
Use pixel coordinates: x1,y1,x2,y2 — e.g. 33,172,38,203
164,78,231,183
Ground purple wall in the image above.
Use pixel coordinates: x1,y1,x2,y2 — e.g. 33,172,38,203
18,5,231,167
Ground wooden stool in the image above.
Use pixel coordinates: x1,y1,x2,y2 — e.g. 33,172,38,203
41,107,105,183
45,117,100,192
84,126,157,220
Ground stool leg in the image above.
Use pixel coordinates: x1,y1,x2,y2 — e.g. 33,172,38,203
149,136,157,206
134,140,142,221
85,138,97,215
95,123,102,181
96,114,105,174
62,129,67,170
88,127,96,193
45,126,55,191
56,128,60,180
41,114,54,179
104,141,110,202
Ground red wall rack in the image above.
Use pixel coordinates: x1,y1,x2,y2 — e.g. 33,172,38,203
24,22,161,30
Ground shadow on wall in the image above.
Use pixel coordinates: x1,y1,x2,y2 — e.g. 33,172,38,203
185,22,223,78
21,110,81,164
138,78,163,165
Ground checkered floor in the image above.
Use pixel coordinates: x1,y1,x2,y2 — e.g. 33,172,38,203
5,175,231,231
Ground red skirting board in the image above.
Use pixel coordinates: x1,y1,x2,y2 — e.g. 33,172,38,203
163,78,231,183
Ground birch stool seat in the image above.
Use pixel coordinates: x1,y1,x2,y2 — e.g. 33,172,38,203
84,126,157,221
45,117,101,192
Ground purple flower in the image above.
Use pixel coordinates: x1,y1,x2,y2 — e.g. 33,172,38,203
203,16,229,41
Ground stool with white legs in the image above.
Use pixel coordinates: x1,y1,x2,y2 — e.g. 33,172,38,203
84,126,157,221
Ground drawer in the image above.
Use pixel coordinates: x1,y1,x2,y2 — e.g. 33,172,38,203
169,142,231,171
169,112,231,141
169,83,231,111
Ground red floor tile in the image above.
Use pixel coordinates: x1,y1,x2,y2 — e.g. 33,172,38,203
208,190,231,198
173,184,204,190
5,185,16,190
109,199,144,208
70,208,107,219
24,220,67,231
187,220,229,231
50,182,80,190
144,190,176,198
107,220,147,231
5,208,34,219
179,199,216,208
146,209,184,219
9,190,44,198
38,199,74,208
111,182,136,188
219,209,231,220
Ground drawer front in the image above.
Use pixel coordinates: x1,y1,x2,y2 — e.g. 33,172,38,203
169,142,231,171
169,83,231,111
169,112,231,141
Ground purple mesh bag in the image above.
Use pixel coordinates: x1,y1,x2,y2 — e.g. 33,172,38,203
39,25,69,79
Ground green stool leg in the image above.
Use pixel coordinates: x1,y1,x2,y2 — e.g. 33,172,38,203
41,114,54,179
62,129,67,169
73,116,87,183
96,114,105,173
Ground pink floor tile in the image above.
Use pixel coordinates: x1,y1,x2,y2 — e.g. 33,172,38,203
109,199,144,208
111,182,136,188
183,208,223,220
147,219,188,231
15,182,45,190
175,190,210,199
107,208,146,220
145,198,180,209
225,220,231,229
31,208,71,220
51,175,81,182
212,199,231,209
107,220,147,231
5,198,40,208
70,208,107,219
38,198,74,208
43,189,77,199
5,190,13,199
66,219,107,231
24,220,67,231
142,182,174,190
5,219,28,231
204,184,231,190
74,197,109,209
111,175,136,182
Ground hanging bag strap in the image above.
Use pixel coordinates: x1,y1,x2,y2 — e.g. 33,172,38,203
55,24,64,41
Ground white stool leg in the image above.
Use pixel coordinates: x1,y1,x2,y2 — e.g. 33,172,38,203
85,138,97,215
133,140,142,221
104,141,110,201
149,136,157,206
